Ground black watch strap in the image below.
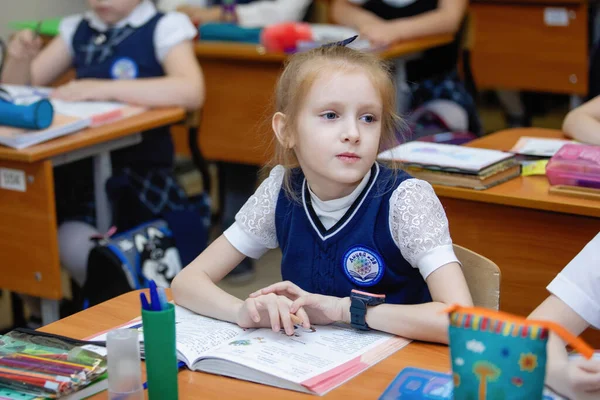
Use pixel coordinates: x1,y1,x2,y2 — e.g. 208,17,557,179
350,289,385,330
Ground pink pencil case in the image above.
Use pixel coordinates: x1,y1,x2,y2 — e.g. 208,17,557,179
546,143,600,189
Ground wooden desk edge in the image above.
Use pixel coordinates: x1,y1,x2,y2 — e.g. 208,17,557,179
194,34,453,62
434,184,600,218
0,108,186,163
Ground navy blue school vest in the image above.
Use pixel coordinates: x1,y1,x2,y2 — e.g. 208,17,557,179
275,163,432,305
71,13,173,170
361,0,462,83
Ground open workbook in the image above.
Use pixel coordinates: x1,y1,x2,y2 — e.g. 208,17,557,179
88,305,410,396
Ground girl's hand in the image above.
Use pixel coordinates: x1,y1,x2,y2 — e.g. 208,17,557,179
566,358,600,394
51,79,111,102
250,281,351,326
8,30,42,61
359,21,395,48
236,293,311,335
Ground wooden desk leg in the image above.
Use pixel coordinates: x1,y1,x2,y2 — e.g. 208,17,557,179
393,54,421,114
394,58,410,114
41,298,59,325
440,197,600,347
93,152,112,233
0,159,62,301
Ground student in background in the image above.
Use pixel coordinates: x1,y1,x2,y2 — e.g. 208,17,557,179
2,0,204,320
158,0,313,27
172,43,473,341
529,233,600,400
562,95,600,145
159,0,313,282
330,0,481,135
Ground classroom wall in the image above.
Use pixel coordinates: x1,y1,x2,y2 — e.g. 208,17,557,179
0,0,87,42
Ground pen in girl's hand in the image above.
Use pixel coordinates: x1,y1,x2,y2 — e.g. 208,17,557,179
290,314,303,326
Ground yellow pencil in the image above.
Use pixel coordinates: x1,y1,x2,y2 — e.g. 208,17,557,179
290,314,303,325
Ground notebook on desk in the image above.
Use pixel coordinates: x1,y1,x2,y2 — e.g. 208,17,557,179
0,85,145,149
378,142,521,190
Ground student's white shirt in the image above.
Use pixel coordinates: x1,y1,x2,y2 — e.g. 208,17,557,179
547,232,600,329
59,0,197,62
157,0,313,27
224,165,460,280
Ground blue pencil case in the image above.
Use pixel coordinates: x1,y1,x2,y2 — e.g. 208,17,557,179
199,23,262,44
0,99,53,130
378,367,568,400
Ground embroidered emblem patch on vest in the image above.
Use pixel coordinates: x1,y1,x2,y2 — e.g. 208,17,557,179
342,246,385,286
111,57,138,79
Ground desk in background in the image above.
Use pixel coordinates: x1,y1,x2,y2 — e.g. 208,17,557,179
470,0,588,95
0,108,186,324
40,290,450,399
174,36,453,165
435,127,600,346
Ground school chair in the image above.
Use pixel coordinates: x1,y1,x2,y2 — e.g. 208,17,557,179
453,244,501,310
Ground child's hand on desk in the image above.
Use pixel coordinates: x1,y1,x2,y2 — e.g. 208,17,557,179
358,21,394,48
51,79,110,102
7,30,42,61
250,281,351,326
236,293,311,336
564,358,600,398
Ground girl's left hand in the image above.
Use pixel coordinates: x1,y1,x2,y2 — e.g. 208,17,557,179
51,79,109,102
250,281,350,326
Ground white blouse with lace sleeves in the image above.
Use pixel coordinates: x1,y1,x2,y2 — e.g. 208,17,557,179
389,178,460,279
223,166,285,259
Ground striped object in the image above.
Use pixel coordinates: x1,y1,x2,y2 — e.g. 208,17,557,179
450,311,549,341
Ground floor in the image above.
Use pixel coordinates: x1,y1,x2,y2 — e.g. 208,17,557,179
0,92,570,330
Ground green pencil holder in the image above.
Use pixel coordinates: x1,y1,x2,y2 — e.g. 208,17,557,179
142,303,178,400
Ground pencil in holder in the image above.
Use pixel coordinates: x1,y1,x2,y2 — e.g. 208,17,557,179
0,99,53,130
141,303,179,400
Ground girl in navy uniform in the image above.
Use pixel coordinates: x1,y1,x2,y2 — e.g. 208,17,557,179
2,0,204,296
173,42,472,342
331,0,481,135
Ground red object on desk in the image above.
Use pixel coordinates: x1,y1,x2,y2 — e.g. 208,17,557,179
260,22,312,53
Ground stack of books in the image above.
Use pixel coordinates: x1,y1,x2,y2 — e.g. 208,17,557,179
378,142,521,190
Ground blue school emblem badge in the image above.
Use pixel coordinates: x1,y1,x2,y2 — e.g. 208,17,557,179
111,57,138,79
342,246,385,286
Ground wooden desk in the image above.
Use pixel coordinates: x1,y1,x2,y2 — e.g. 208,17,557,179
435,127,600,346
191,36,453,166
40,291,450,399
0,108,185,323
470,0,588,94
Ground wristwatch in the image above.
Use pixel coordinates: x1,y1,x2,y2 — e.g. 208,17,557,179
350,289,385,331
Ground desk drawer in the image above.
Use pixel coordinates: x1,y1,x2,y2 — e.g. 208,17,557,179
471,3,588,94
